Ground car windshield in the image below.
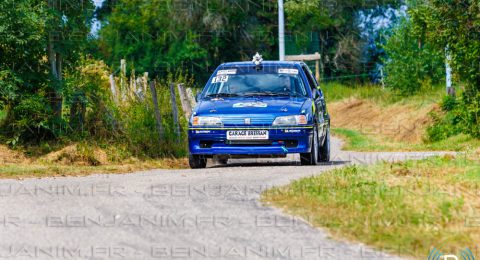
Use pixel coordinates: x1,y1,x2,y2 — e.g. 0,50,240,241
204,68,308,98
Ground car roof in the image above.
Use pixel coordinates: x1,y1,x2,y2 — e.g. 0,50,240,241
219,61,305,67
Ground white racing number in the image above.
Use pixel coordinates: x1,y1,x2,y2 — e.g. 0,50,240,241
211,75,229,83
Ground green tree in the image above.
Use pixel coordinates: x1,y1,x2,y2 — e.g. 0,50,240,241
0,0,51,139
382,18,444,94
284,0,400,79
46,0,95,120
410,0,480,137
97,0,277,80
0,0,95,141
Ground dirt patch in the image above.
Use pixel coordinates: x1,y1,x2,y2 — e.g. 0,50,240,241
0,145,29,164
329,98,437,143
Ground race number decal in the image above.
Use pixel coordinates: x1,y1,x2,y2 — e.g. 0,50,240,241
211,75,229,83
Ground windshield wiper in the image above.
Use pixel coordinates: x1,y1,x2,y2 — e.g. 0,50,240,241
243,91,290,97
206,93,241,98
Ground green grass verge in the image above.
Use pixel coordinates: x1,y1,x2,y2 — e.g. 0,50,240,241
323,82,445,107
262,154,480,259
333,127,480,152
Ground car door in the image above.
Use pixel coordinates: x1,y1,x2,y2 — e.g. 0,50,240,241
301,65,327,138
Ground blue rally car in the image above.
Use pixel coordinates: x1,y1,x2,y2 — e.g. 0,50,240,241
188,53,330,168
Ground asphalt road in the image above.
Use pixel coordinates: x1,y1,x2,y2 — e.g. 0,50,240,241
0,138,447,260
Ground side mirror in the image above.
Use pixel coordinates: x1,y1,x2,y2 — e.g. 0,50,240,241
195,93,201,102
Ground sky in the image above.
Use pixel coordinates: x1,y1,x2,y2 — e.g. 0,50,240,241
90,0,105,35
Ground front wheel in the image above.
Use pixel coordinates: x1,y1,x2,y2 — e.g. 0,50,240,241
319,128,330,162
300,126,319,165
189,154,207,169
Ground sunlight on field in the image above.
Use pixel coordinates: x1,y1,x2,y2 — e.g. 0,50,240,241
263,153,480,259
323,83,445,107
333,128,480,152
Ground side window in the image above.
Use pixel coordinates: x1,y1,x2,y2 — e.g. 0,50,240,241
302,66,317,90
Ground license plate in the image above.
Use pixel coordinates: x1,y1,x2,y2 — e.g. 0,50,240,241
226,130,269,140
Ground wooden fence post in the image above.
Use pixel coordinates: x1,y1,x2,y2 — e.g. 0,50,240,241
169,82,181,142
143,72,148,93
149,80,164,143
185,87,197,108
109,74,118,104
120,59,127,102
130,69,136,99
177,83,193,119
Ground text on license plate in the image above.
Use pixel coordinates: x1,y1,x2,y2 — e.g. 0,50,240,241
226,130,269,140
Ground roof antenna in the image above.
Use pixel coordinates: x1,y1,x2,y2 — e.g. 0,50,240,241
252,52,263,70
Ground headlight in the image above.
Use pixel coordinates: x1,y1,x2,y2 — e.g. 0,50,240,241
192,116,223,126
272,115,307,126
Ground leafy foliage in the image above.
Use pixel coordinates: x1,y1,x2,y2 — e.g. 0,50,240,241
64,58,118,138
410,0,480,137
284,0,400,80
97,0,277,80
0,0,51,139
382,18,445,95
0,0,95,141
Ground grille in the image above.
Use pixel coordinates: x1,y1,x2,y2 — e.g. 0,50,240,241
219,114,275,126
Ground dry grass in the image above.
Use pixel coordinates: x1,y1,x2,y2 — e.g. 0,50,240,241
329,98,437,144
0,143,188,179
0,144,29,164
0,158,188,179
263,154,480,259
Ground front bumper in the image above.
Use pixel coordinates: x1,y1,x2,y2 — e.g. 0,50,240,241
188,126,313,156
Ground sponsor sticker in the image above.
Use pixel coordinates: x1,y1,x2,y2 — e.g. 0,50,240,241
217,69,237,75
233,102,268,108
211,75,229,83
227,130,269,140
278,68,299,74
284,129,301,133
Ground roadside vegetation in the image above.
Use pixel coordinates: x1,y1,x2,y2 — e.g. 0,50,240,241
323,82,445,106
0,141,188,178
323,82,479,152
263,152,480,258
334,128,480,152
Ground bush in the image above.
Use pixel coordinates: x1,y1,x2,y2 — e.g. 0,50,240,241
64,58,119,139
9,94,56,141
427,94,480,142
382,18,444,95
119,80,188,158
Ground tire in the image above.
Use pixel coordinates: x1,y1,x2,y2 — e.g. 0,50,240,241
217,158,228,165
300,126,319,165
319,128,330,162
189,154,207,169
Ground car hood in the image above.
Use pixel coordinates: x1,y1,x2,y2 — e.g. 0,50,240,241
195,97,308,116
